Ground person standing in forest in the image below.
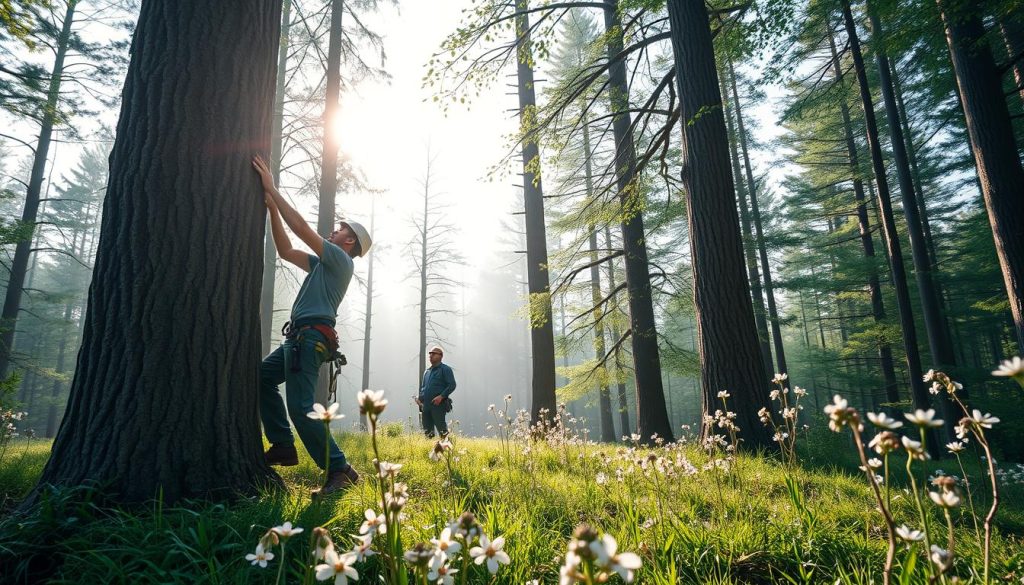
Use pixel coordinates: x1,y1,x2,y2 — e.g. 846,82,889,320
416,345,456,438
252,154,373,497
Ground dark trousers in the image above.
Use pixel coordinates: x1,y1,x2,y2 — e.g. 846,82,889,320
421,402,449,438
259,329,347,471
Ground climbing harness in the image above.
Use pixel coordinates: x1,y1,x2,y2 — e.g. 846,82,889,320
281,321,346,401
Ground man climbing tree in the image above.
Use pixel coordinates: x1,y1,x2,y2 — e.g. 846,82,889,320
253,154,372,497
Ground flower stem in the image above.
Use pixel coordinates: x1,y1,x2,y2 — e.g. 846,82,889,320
323,420,331,486
905,433,934,580
274,540,287,585
850,425,896,585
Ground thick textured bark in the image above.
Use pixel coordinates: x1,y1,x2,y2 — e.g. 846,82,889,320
666,0,771,447
35,0,282,503
938,0,1024,352
516,0,557,422
840,0,932,414
720,70,773,377
261,0,293,357
603,0,673,442
0,0,77,378
867,6,957,378
727,57,788,379
604,226,631,436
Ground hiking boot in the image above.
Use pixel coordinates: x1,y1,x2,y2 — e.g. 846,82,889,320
264,443,299,466
312,465,359,498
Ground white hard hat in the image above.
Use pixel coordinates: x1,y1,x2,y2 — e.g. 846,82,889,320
342,219,372,257
428,345,444,355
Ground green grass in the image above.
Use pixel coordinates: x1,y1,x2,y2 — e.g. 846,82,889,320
0,428,1022,584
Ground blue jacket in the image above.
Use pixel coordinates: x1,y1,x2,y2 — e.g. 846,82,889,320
419,363,456,402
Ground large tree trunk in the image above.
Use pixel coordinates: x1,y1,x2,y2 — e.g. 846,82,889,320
666,0,771,447
34,0,282,503
827,27,900,403
515,0,557,423
726,57,788,380
261,0,293,357
839,0,933,416
582,115,616,442
603,0,673,443
604,225,631,436
867,5,957,379
720,69,773,377
0,0,77,379
938,0,1024,352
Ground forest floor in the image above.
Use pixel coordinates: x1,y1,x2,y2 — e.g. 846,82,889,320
0,419,1022,584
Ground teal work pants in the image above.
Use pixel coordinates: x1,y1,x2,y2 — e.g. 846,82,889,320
259,329,347,471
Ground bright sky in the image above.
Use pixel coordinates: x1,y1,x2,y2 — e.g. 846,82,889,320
332,0,521,317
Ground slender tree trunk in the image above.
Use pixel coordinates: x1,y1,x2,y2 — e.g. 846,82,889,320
840,0,932,414
34,0,282,503
867,6,958,380
516,0,557,422
666,0,771,447
727,56,788,379
10,231,43,389
603,0,673,442
582,116,616,442
418,165,430,386
45,302,74,438
890,68,939,270
318,0,343,236
605,225,631,437
22,358,40,413
720,68,773,377
261,0,293,357
314,0,344,406
999,14,1024,106
0,0,78,378
938,0,1024,352
360,198,375,430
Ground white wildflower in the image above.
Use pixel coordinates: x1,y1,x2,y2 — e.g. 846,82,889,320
469,535,510,574
866,412,903,430
896,525,924,542
315,549,359,584
904,409,943,428
307,403,343,422
246,543,274,568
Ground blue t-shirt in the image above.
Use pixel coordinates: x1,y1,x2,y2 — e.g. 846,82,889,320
289,239,353,325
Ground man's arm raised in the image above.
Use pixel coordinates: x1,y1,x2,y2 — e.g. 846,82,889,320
265,192,310,272
252,155,325,258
